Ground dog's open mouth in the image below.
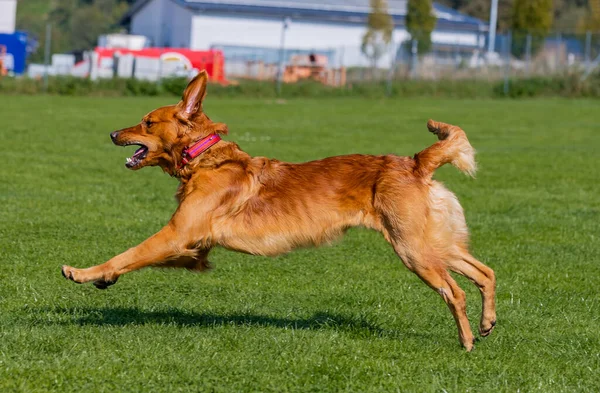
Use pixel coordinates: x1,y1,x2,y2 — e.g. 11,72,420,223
124,143,149,168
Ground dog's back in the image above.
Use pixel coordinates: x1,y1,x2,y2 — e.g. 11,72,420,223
211,123,473,259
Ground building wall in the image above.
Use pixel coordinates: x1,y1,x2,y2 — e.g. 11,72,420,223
129,2,484,66
189,13,482,66
131,0,193,48
130,0,165,46
0,0,17,34
190,14,405,66
432,31,481,47
171,1,193,48
190,14,370,50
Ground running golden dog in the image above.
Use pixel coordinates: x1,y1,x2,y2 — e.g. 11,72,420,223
62,71,496,350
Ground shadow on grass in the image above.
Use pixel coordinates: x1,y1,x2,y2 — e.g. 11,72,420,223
33,306,422,339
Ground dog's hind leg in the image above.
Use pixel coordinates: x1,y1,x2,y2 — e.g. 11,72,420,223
391,242,475,351
426,181,496,337
446,250,496,337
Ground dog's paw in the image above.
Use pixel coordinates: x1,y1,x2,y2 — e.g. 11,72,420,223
462,337,475,352
93,278,118,290
61,265,84,284
479,320,496,337
187,259,213,272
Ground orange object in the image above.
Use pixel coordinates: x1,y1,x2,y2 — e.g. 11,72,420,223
281,54,345,87
94,47,228,83
0,45,7,76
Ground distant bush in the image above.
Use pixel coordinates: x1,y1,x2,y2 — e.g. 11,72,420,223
1,73,599,99
493,72,600,98
160,77,189,96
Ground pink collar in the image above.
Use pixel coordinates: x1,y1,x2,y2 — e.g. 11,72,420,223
179,134,221,168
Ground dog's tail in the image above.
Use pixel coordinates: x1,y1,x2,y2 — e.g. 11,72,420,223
413,119,477,179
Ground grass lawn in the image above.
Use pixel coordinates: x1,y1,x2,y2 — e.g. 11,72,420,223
0,95,599,392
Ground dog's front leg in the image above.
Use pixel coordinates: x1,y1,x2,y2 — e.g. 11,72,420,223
159,249,213,272
62,224,192,289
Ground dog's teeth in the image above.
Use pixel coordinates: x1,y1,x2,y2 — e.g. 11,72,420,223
126,157,131,163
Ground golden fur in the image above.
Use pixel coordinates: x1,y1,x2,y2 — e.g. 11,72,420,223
62,71,496,351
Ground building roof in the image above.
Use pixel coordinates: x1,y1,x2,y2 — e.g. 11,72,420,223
124,0,488,32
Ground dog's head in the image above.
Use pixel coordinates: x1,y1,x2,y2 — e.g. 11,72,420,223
110,70,227,173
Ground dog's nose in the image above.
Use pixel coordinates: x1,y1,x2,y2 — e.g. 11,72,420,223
110,131,119,142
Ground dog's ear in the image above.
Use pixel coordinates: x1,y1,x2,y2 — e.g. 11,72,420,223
210,122,228,135
179,70,208,117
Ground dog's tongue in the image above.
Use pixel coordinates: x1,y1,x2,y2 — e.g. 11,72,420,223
132,147,146,158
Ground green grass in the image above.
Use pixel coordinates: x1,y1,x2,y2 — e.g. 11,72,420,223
1,96,599,392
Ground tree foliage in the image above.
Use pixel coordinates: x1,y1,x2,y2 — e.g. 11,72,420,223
49,0,129,51
511,0,554,58
361,0,393,68
512,0,554,33
438,0,591,32
406,0,437,54
436,0,599,32
578,0,600,32
17,0,132,62
436,0,514,30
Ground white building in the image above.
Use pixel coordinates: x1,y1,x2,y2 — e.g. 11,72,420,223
123,0,488,67
0,0,17,34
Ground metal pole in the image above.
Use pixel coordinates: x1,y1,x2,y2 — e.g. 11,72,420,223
411,39,418,79
488,0,499,53
503,31,511,96
43,23,51,93
87,51,93,78
396,40,404,78
432,44,437,80
386,41,397,97
113,53,119,78
132,56,136,79
454,40,460,69
525,33,532,75
276,17,290,96
582,52,600,80
555,32,561,72
157,47,163,86
585,31,592,74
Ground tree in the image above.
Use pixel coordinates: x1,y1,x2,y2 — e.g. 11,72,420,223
49,0,78,30
70,1,128,50
436,0,526,31
70,6,111,51
438,0,593,33
512,0,554,33
361,0,393,69
511,0,554,58
17,0,131,62
406,0,437,54
578,0,600,32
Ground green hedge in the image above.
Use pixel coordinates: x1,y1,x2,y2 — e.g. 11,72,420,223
0,77,162,97
493,73,600,98
1,73,599,98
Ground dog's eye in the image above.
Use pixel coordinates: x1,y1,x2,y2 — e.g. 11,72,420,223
145,120,153,128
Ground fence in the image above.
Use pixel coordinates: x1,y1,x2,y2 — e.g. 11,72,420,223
9,21,600,96
211,30,600,85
